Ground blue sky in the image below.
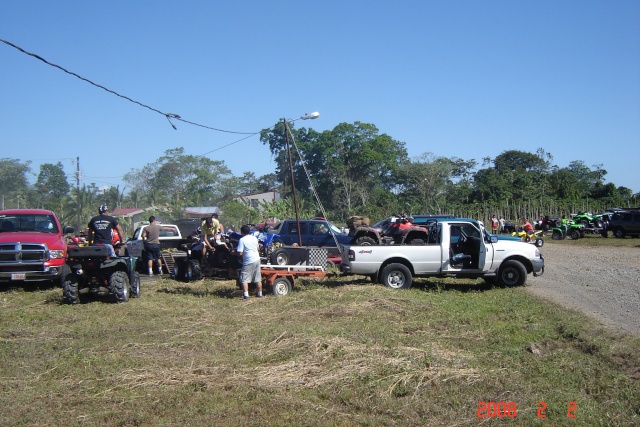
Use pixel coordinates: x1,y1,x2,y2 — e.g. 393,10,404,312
1,1,639,194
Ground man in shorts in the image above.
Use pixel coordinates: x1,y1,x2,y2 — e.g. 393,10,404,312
234,224,262,300
142,216,163,276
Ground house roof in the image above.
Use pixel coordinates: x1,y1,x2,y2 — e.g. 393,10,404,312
184,207,220,215
112,208,146,217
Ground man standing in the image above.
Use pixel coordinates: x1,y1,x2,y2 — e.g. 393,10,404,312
142,216,163,276
88,205,126,258
234,224,262,300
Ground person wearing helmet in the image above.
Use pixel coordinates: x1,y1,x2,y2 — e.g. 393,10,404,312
88,205,126,258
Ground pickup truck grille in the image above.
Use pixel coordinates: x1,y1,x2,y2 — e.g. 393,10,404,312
0,243,48,263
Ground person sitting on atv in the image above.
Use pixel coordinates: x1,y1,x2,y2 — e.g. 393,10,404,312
522,219,534,235
200,216,219,264
87,205,126,258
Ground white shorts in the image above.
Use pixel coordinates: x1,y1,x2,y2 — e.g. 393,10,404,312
240,260,261,284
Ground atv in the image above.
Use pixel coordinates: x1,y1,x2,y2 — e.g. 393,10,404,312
174,233,242,281
63,245,140,304
572,211,603,228
511,228,545,247
551,221,585,240
348,214,429,245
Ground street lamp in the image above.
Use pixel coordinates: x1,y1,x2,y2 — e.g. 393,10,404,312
282,112,320,246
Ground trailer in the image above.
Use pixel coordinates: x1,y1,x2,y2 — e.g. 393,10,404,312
259,264,334,297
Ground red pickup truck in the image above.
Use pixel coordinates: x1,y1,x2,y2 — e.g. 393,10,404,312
0,209,74,286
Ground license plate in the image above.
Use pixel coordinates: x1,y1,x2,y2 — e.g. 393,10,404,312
11,273,26,280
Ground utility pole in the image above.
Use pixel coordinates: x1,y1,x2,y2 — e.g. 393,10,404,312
76,156,81,231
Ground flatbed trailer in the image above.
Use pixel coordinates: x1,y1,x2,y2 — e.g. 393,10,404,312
259,264,334,296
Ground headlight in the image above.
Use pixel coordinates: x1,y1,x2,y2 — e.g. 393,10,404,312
49,250,65,259
534,249,540,257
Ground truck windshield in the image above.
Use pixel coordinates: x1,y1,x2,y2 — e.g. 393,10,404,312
0,214,59,233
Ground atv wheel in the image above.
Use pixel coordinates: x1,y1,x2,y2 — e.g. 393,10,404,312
270,249,289,265
497,260,527,287
130,272,141,298
109,271,130,303
271,277,292,297
408,239,425,245
186,259,203,281
569,229,581,240
380,263,412,290
535,238,544,247
355,236,377,245
552,231,563,240
61,264,79,304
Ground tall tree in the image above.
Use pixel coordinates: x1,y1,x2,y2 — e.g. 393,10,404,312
35,162,70,199
0,159,32,209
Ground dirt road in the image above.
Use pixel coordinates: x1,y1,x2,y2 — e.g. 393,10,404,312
526,243,640,336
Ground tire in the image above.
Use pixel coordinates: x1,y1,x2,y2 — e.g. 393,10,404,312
552,231,562,240
613,228,625,238
355,236,377,245
62,264,79,304
271,277,292,297
270,248,289,265
569,229,580,240
408,239,425,245
535,238,544,247
497,260,527,287
380,263,412,290
593,220,603,228
186,259,202,281
130,272,141,298
109,271,130,303
326,259,336,269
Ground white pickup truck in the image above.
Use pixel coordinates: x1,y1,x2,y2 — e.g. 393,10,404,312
340,218,544,288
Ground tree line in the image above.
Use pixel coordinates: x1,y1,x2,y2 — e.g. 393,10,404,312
2,121,637,234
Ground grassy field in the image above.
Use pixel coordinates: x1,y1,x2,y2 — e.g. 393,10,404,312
1,240,639,426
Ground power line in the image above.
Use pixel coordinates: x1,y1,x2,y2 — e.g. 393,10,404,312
1,38,257,135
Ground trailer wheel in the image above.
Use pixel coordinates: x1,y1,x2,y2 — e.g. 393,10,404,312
497,260,527,287
380,263,412,290
271,277,292,297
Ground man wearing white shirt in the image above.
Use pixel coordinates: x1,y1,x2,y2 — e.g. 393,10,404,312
234,224,262,300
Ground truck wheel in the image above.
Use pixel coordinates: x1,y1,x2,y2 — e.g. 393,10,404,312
270,249,289,265
62,265,79,304
130,272,141,298
186,260,202,281
271,277,292,297
497,260,527,287
109,271,130,303
380,263,412,290
355,236,377,245
613,228,625,238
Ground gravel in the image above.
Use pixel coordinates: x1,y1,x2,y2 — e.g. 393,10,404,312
525,243,640,336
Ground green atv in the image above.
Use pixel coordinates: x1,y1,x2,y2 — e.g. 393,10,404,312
572,212,603,228
551,221,585,240
63,245,140,304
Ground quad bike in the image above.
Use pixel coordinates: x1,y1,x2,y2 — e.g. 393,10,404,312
348,214,429,245
174,233,242,281
511,228,545,247
572,211,603,228
551,221,585,240
63,244,140,304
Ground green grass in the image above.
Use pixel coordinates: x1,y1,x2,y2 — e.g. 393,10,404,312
1,273,638,426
